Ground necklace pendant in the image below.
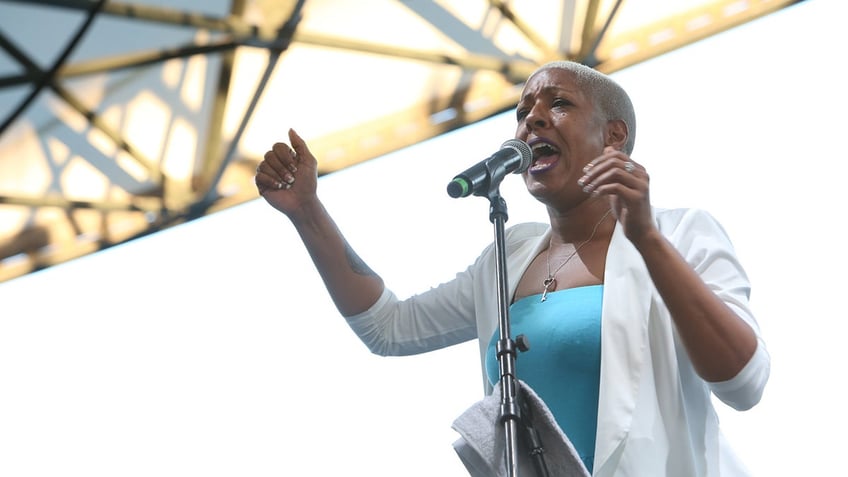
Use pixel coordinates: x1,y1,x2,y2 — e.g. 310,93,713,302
541,277,555,303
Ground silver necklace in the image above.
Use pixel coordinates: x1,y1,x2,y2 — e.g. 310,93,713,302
541,209,612,302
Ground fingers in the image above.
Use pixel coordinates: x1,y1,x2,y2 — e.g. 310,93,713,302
579,148,654,243
270,141,298,176
255,161,292,192
256,150,294,190
255,129,305,193
578,148,645,197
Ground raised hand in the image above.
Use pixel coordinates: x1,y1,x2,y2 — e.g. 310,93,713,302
254,128,319,219
579,146,654,244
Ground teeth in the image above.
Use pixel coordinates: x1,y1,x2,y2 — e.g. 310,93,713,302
532,143,558,155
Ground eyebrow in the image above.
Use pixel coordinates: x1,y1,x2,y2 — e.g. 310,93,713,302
519,85,578,106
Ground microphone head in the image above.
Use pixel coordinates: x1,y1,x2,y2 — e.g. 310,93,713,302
446,177,470,198
501,138,532,173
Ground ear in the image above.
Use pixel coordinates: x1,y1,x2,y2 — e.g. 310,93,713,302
605,119,628,150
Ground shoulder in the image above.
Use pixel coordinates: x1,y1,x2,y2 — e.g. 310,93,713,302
653,207,738,257
505,222,549,243
654,207,727,236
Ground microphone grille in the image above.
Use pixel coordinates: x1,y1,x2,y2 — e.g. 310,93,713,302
501,138,532,173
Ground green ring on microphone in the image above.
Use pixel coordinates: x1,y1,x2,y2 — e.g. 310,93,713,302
456,178,470,196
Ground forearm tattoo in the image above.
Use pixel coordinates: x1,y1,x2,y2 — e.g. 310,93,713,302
344,239,377,277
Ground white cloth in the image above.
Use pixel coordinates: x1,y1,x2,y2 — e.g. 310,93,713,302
452,380,590,477
346,207,770,476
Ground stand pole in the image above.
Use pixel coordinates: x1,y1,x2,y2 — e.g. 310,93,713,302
486,190,549,477
487,193,521,476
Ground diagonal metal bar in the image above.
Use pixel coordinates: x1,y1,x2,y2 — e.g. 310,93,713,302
195,0,247,209
0,40,242,89
0,26,165,183
577,0,624,66
0,38,241,87
0,31,44,84
50,82,163,178
57,38,241,78
0,70,41,88
0,35,162,199
194,0,307,213
400,1,510,58
0,0,107,137
488,0,559,61
2,0,264,37
284,31,538,83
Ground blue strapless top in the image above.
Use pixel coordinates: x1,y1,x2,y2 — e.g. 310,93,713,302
485,285,603,473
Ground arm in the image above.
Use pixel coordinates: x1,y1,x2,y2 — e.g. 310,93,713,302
631,222,758,382
254,128,384,316
583,147,759,383
255,129,481,359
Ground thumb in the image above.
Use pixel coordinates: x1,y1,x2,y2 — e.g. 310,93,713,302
288,128,313,160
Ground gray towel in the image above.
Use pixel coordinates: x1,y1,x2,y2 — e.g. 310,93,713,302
452,380,591,477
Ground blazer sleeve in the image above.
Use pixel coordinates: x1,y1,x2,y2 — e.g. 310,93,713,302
343,258,482,357
661,208,771,411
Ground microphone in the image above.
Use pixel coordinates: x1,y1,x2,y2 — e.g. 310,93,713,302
446,139,533,198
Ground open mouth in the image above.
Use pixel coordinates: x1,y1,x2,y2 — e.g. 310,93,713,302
529,139,560,173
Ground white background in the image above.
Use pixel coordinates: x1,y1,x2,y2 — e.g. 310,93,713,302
2,1,846,475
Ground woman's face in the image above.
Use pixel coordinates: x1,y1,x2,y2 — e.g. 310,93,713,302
515,68,609,205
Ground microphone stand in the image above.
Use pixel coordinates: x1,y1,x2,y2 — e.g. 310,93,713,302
481,183,550,477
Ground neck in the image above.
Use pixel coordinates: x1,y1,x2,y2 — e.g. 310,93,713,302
548,200,614,245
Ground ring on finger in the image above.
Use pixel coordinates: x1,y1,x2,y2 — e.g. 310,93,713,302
624,161,635,173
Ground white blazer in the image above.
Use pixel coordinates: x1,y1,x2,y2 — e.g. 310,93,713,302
346,207,770,476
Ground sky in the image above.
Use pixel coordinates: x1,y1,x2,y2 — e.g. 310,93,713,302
1,1,847,475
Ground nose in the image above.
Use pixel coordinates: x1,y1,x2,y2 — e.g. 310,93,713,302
524,104,548,132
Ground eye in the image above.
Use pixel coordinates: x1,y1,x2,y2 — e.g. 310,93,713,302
552,97,571,108
516,107,528,121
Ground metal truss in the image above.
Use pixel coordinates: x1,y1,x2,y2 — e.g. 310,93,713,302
0,0,803,282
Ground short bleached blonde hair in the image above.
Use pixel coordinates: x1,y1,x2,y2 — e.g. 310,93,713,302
528,61,637,155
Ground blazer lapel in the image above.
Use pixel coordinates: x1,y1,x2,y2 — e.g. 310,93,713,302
592,222,652,475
